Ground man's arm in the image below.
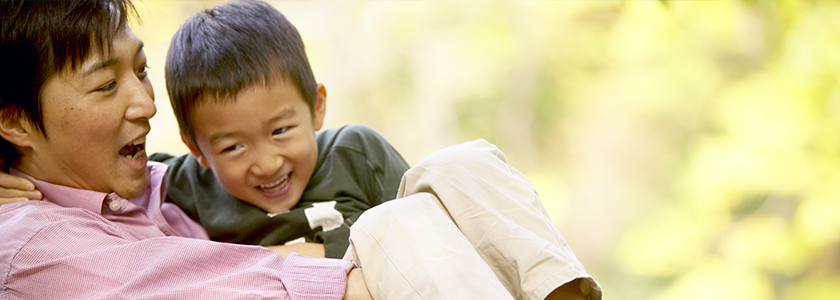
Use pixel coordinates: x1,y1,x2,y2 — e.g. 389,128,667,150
1,206,354,299
265,242,326,258
265,243,372,300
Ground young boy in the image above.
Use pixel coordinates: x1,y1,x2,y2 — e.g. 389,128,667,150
1,1,601,298
152,0,409,258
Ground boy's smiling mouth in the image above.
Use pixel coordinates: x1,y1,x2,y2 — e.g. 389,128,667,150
258,173,290,193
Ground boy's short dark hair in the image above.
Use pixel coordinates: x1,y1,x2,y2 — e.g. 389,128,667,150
0,0,136,163
166,0,318,143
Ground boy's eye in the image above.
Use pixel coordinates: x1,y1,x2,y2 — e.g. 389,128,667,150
272,127,288,136
222,144,243,153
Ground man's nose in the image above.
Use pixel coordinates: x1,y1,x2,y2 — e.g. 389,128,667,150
124,79,156,121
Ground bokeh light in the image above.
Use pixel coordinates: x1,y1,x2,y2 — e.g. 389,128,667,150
132,0,840,298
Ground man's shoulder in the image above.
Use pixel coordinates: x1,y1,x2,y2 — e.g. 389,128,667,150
1,200,64,224
0,201,103,233
0,202,87,259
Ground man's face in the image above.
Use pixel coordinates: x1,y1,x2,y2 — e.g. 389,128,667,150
24,28,156,199
186,79,326,214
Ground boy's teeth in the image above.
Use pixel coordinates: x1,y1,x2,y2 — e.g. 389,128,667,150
260,174,289,192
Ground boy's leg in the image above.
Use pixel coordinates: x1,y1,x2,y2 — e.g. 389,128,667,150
344,192,514,300
396,139,602,300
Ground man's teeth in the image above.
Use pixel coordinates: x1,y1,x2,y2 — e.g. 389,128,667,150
122,150,145,160
260,174,289,192
120,137,146,159
129,137,146,146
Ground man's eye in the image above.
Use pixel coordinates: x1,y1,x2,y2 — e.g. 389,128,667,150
98,81,117,92
137,64,149,79
272,127,288,136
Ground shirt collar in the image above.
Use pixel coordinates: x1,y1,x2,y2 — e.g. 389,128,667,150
10,162,168,215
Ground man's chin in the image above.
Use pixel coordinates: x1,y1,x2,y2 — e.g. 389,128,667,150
113,172,150,200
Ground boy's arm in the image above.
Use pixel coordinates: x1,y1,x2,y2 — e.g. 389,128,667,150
149,152,205,222
310,125,410,258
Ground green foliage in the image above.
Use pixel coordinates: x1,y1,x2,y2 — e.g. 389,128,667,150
138,1,840,298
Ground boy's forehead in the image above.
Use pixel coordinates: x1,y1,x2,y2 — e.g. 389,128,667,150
193,80,304,121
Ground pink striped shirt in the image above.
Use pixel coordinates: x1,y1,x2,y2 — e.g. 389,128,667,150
0,162,354,299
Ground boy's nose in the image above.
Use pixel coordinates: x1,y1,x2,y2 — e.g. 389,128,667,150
251,154,285,177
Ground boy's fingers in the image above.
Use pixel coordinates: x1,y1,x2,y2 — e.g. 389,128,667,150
0,172,35,191
0,187,42,200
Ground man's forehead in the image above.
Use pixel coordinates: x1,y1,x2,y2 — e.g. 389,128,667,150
63,31,144,78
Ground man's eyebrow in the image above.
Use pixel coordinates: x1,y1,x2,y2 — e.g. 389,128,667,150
135,41,145,58
82,41,145,77
82,58,119,77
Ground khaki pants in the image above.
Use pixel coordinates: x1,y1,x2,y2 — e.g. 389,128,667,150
343,140,602,300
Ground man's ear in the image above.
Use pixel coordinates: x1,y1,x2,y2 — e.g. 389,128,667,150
312,83,327,131
181,133,210,168
0,109,34,149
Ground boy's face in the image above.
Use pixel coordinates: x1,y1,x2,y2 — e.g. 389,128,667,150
7,28,156,199
185,79,326,213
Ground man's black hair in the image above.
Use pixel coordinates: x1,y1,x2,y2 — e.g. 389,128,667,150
0,0,137,163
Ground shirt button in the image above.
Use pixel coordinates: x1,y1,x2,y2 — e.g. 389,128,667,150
108,200,121,211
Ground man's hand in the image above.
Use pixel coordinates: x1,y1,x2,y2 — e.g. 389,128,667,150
0,171,42,205
264,242,326,258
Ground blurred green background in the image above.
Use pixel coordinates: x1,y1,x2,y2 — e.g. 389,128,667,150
133,0,840,299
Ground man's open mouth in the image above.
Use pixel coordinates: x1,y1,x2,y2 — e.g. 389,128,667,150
258,173,290,193
120,137,146,160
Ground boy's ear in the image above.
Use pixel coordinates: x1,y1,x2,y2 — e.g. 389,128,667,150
181,133,210,168
0,109,34,149
312,83,327,131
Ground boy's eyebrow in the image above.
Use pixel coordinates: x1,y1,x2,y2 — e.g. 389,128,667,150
266,109,296,125
208,132,234,145
208,109,297,144
82,41,145,77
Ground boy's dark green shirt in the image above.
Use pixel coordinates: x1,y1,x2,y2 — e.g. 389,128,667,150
150,124,409,258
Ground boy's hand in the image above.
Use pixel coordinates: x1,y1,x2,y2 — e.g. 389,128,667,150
0,171,42,205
